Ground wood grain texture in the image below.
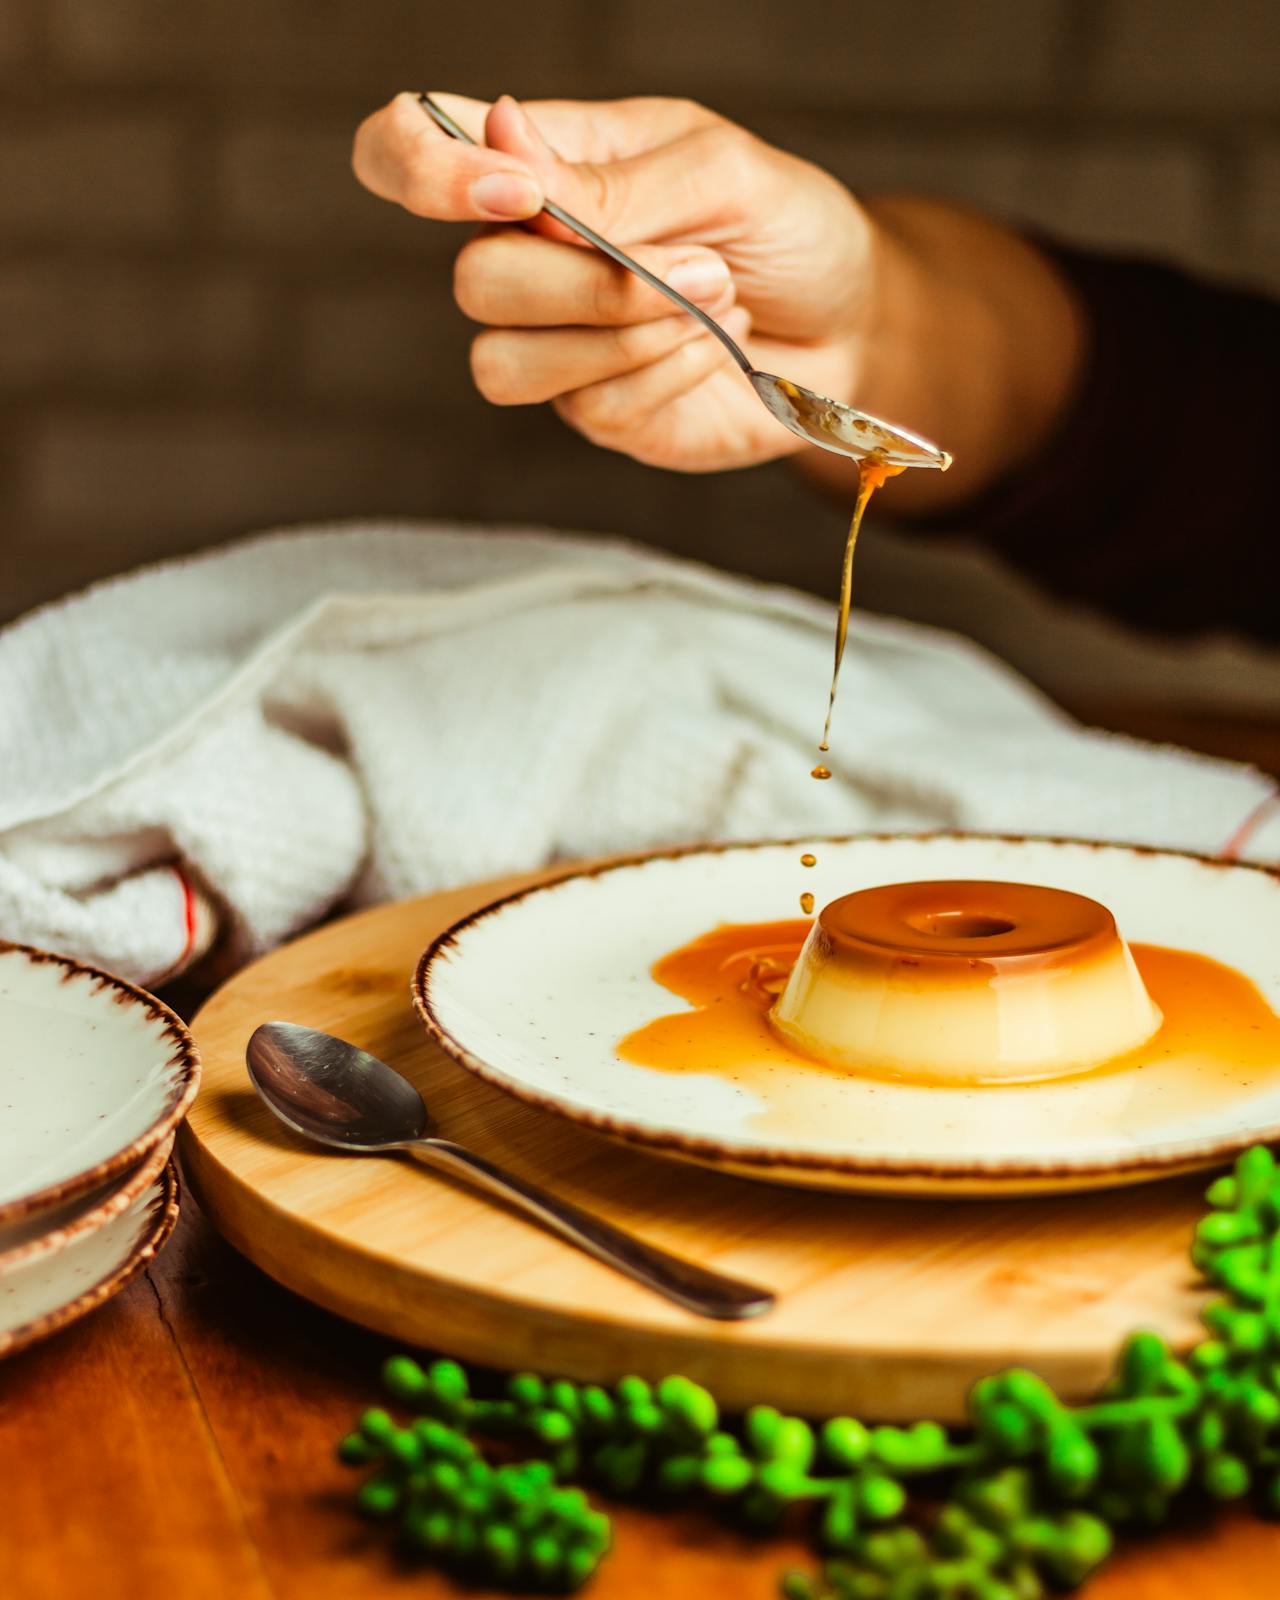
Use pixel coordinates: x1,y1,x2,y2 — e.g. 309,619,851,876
184,867,1217,1425
5,702,1279,1596
4,1197,1277,1600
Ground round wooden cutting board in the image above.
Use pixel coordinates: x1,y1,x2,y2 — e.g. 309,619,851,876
183,867,1215,1423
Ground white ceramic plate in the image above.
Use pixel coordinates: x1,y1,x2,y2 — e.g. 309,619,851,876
0,1161,179,1358
0,1134,173,1266
415,835,1280,1195
0,943,200,1226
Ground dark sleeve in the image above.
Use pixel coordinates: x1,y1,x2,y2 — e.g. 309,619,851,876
910,239,1280,643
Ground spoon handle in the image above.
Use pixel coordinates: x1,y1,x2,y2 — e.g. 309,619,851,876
410,1136,773,1321
417,92,754,377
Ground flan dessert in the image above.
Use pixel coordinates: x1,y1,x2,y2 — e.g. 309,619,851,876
770,880,1162,1083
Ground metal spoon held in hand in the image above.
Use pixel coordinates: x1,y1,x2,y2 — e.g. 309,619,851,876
247,1021,774,1321
418,92,951,473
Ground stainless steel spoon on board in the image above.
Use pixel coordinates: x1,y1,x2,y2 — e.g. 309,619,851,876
246,1021,774,1322
418,93,952,473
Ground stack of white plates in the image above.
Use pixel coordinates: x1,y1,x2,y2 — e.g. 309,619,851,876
0,942,199,1357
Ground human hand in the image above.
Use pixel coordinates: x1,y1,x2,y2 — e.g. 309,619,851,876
353,93,878,474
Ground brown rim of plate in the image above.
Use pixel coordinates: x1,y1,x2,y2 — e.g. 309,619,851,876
412,831,1280,1183
0,1161,180,1360
0,941,201,1226
0,1134,174,1273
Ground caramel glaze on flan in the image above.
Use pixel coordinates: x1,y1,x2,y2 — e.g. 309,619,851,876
770,880,1162,1084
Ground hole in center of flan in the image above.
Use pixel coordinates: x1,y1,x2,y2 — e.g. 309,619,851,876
903,910,1017,939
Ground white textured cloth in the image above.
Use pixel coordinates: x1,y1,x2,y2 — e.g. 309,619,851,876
1,521,1276,985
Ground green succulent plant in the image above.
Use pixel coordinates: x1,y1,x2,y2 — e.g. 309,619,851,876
338,1142,1280,1596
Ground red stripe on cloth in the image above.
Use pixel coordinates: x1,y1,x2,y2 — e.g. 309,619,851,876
175,863,198,963
1219,791,1280,862
149,863,200,987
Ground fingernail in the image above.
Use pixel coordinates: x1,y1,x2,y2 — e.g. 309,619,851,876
470,171,542,219
667,255,732,304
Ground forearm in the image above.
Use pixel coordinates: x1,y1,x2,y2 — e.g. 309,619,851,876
806,212,1280,642
799,197,1088,515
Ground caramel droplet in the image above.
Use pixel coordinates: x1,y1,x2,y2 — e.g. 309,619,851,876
811,765,832,781
800,853,817,868
800,892,815,915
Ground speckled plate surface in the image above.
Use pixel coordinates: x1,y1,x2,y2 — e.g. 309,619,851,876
0,943,200,1227
415,835,1280,1196
0,1161,178,1358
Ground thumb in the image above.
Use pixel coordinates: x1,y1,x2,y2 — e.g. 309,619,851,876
485,95,754,247
484,95,681,246
484,94,587,244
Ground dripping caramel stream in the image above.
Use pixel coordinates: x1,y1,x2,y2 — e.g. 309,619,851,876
799,458,904,910
818,457,905,755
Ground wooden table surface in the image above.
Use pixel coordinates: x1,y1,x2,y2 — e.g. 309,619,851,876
3,706,1278,1600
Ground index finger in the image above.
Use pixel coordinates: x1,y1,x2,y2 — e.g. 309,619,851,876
352,91,543,222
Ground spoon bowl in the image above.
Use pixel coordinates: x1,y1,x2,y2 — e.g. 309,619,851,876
752,372,952,469
247,1021,427,1149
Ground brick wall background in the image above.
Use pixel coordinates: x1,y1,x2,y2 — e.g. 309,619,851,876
2,0,1278,708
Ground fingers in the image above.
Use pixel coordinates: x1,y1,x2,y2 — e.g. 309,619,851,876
353,91,543,222
454,229,733,328
553,306,752,444
471,313,720,407
354,90,766,244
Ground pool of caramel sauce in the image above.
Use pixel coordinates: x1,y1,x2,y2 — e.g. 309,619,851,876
616,920,1280,1103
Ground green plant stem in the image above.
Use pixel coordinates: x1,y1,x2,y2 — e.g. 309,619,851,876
1073,1395,1199,1429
